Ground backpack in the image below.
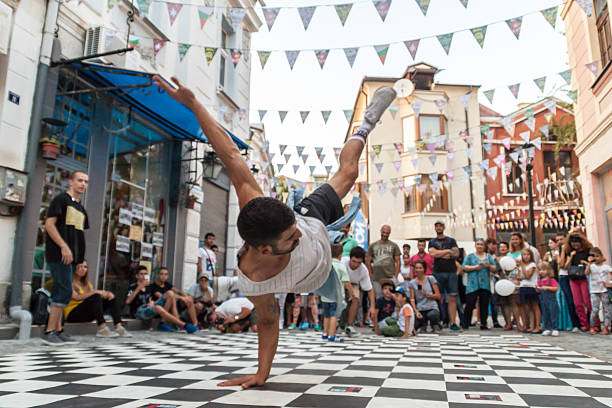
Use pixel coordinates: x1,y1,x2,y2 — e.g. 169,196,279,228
30,288,51,325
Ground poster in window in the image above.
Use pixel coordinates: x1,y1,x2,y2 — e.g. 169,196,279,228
129,224,143,241
141,242,153,259
119,208,132,225
116,235,130,253
131,203,144,220
153,232,164,247
144,207,156,223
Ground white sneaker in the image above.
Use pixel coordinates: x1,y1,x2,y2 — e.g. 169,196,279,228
552,330,559,337
115,326,132,337
572,327,580,333
97,326,119,338
542,330,551,336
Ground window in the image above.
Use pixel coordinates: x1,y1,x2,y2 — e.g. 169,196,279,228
504,162,524,194
242,29,250,63
402,115,416,149
543,150,572,180
403,114,446,150
596,0,612,68
419,115,444,140
219,25,229,87
404,175,449,213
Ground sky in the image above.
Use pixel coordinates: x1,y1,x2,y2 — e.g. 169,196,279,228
248,0,570,181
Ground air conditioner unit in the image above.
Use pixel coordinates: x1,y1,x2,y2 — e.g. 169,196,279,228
84,26,106,57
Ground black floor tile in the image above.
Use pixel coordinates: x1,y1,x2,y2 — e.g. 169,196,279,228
151,389,233,402
520,394,610,408
578,387,612,398
287,394,369,408
388,372,445,381
501,377,567,385
132,377,201,388
41,396,133,408
28,383,110,395
445,383,514,393
323,376,384,386
376,387,447,401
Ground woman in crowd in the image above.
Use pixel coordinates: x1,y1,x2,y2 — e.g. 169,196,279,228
557,233,582,332
509,232,541,263
408,260,441,333
563,233,595,331
516,247,542,333
495,241,516,330
64,261,130,337
462,239,496,330
486,238,503,328
543,237,560,276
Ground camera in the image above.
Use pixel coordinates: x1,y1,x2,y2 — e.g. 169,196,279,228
215,317,225,325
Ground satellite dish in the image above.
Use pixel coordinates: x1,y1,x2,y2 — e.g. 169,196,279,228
394,79,415,98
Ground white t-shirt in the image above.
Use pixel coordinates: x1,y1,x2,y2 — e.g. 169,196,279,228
394,303,415,334
519,262,538,287
186,283,214,300
216,297,254,317
589,264,612,294
342,258,373,291
199,247,217,276
400,264,411,277
237,215,332,296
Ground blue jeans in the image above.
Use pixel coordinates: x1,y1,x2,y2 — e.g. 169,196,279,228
315,267,344,318
540,290,559,330
49,262,74,307
559,276,580,328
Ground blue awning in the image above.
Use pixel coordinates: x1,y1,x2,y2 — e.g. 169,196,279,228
69,62,249,149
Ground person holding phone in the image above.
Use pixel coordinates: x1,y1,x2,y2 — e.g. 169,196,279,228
408,260,441,333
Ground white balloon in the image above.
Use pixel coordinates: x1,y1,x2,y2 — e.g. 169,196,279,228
495,279,516,297
499,256,517,272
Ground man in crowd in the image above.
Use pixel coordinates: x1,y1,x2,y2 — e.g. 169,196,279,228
150,267,199,331
198,232,218,277
365,225,401,297
410,239,434,276
341,246,376,336
402,244,411,257
208,297,257,333
428,220,461,331
373,280,396,335
186,271,215,326
42,170,89,345
126,265,152,317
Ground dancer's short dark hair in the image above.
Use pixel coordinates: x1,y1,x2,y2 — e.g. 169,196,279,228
349,246,366,261
237,197,296,248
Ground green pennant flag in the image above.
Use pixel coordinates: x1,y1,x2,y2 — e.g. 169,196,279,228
343,109,353,122
374,44,389,65
137,0,151,15
373,145,382,156
459,0,468,7
437,33,453,55
388,105,399,120
128,35,139,48
568,90,578,101
197,6,213,29
559,69,571,84
470,25,487,48
279,111,288,123
480,124,490,135
177,43,191,61
205,47,217,66
321,110,331,123
541,6,558,29
315,147,323,158
334,4,353,26
258,51,272,69
415,0,430,16
534,76,546,93
483,89,495,104
525,108,535,119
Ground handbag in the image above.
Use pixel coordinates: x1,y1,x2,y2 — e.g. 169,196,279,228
568,264,586,281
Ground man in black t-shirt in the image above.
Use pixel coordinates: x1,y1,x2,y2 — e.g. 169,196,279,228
428,220,460,331
150,267,199,328
42,170,89,346
125,265,153,317
373,280,396,335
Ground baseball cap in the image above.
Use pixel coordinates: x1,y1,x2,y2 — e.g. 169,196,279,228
198,271,212,282
434,219,445,226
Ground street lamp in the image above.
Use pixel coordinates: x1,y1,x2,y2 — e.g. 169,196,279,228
202,151,223,180
518,143,537,247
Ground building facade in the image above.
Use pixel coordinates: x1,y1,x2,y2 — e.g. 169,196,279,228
0,0,262,320
562,0,612,259
480,99,581,252
348,63,486,249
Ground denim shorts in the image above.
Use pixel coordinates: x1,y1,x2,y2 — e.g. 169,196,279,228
314,267,344,318
135,296,166,320
49,262,74,307
433,272,458,296
321,301,338,318
518,287,539,305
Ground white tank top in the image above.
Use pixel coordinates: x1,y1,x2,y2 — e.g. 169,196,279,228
237,215,332,296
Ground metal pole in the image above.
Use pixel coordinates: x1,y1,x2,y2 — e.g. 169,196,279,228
527,162,536,247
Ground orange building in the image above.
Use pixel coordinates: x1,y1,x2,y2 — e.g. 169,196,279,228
480,99,582,252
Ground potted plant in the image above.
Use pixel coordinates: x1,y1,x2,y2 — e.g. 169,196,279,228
40,135,61,160
185,194,197,209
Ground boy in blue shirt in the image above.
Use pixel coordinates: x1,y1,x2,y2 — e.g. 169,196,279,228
322,244,351,341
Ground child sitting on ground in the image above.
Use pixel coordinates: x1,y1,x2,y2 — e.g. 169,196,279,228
321,244,352,342
586,247,611,335
379,288,415,338
535,261,559,337
373,280,396,335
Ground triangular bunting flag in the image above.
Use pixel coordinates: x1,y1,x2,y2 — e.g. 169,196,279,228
258,110,267,121
375,163,384,173
541,6,558,29
501,137,511,149
415,0,430,16
230,49,242,68
325,165,333,174
263,7,280,31
483,142,492,154
526,117,536,132
544,99,556,115
510,152,519,163
525,108,535,119
315,49,329,69
404,39,420,60
393,161,401,171
321,110,331,123
478,159,489,172
344,110,353,122
532,137,542,150
137,0,151,15
334,147,342,159
298,6,316,30
374,44,390,65
559,69,571,84
483,89,495,104
393,142,403,154
309,165,316,175
520,130,531,143
299,111,309,123
279,111,288,123
466,147,473,160
539,124,549,138
506,17,522,39
293,165,300,173
586,61,599,76
411,101,422,117
373,145,382,156
343,47,359,68
153,39,166,57
428,155,437,166
437,33,454,55
459,0,468,7
166,3,182,26
230,7,247,30
576,0,593,16
508,83,520,99
470,25,487,48
334,4,353,26
177,43,191,61
447,151,455,161
388,105,399,120
128,35,140,48
568,90,578,101
285,50,300,70
279,145,287,155
315,147,324,159
258,51,272,69
374,0,392,22
434,98,446,113
487,166,498,180
205,47,217,65
428,172,438,183
296,146,305,157
197,6,213,29
534,76,546,93
459,93,470,110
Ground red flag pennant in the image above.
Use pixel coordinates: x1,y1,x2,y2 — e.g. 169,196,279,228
404,39,420,60
153,39,166,56
166,3,182,26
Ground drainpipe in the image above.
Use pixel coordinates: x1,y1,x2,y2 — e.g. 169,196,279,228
9,0,61,341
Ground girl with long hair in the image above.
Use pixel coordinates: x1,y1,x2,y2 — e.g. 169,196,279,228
562,233,594,331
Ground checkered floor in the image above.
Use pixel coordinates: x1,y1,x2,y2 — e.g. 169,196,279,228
1,332,612,408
